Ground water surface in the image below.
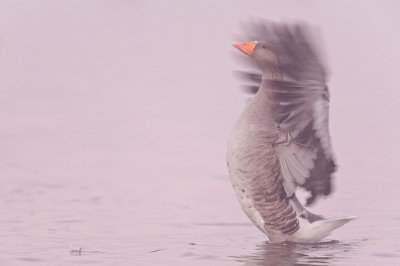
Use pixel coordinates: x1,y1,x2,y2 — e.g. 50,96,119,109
1,1,400,265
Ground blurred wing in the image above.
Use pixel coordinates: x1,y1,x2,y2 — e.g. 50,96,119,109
234,19,336,205
234,70,261,94
273,82,336,205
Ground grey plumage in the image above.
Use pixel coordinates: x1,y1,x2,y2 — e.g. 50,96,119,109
228,19,356,242
233,19,336,205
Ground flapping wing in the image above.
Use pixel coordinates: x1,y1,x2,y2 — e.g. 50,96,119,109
273,81,336,206
234,19,336,205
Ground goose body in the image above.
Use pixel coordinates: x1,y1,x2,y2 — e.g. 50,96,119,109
227,21,356,243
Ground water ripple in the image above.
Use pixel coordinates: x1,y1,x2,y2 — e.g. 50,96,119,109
231,240,361,266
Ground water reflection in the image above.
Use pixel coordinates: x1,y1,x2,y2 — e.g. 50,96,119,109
233,240,358,266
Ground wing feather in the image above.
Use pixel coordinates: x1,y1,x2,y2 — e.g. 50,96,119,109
234,19,336,205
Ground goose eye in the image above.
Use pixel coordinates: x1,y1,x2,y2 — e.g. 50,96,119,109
262,45,266,49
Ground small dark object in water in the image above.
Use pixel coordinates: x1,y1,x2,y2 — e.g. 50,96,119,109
70,246,83,256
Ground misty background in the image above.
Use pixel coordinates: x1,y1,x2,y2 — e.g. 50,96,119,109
0,1,400,264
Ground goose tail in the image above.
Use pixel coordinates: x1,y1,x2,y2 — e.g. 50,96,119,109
320,215,358,230
288,195,357,243
292,215,358,243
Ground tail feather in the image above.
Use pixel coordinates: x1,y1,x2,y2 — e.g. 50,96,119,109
288,195,357,242
320,215,358,231
289,215,357,243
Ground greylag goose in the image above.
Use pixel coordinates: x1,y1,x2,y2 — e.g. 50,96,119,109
227,20,356,243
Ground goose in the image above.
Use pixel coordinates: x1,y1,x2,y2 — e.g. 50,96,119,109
227,20,356,243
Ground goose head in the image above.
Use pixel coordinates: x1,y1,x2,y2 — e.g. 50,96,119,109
232,41,281,79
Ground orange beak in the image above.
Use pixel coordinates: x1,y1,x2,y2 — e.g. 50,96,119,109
232,41,257,55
